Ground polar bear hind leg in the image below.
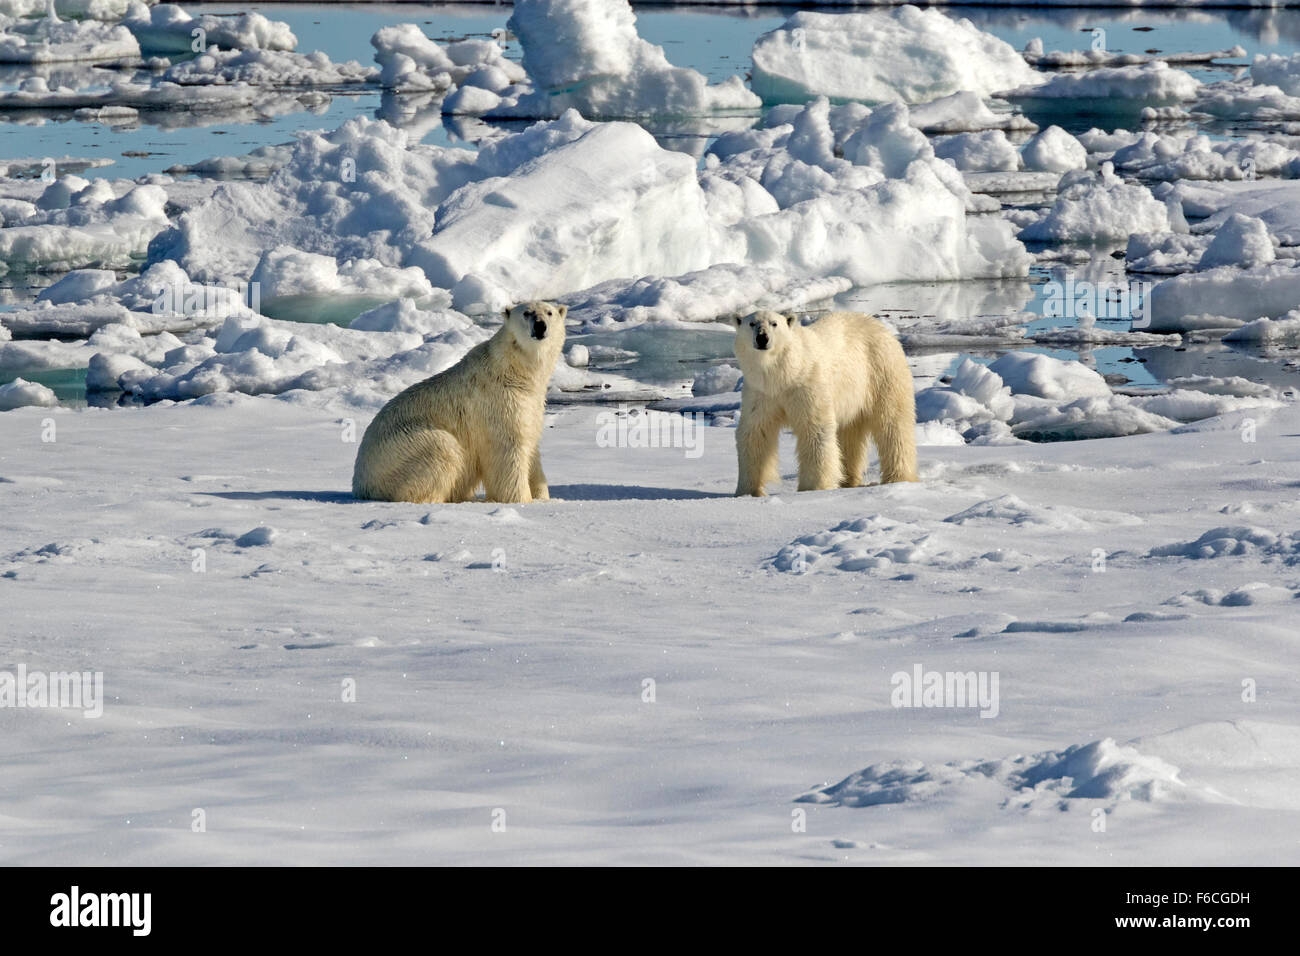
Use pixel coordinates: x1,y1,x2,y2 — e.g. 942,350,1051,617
838,413,871,488
365,429,470,504
871,409,918,484
528,446,549,502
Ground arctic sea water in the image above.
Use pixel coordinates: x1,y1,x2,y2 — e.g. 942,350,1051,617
4,2,1300,405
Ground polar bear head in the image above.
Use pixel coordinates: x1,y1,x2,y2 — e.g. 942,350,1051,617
734,310,796,362
503,300,567,355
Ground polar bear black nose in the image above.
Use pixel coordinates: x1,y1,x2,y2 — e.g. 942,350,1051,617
754,330,770,350
531,318,547,340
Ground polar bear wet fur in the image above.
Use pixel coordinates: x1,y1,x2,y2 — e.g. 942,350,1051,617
352,301,566,503
732,310,917,496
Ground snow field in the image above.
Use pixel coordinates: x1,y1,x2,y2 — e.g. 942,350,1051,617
2,395,1299,863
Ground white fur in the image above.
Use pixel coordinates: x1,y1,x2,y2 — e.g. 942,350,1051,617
732,309,918,496
352,301,566,503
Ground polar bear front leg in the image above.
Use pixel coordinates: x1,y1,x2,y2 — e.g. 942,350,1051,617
528,443,549,502
735,395,780,497
793,399,841,491
483,436,533,503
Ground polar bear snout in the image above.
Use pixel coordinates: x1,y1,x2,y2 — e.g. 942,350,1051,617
531,317,548,340
753,328,771,350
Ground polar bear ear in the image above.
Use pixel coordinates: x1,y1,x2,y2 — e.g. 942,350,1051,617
502,307,511,320
557,304,568,320
785,313,797,327
732,313,742,325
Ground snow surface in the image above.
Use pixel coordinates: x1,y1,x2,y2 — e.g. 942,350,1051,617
2,393,1299,863
3,0,1300,865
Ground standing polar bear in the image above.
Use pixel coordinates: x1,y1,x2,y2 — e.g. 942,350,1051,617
352,301,566,503
732,310,917,496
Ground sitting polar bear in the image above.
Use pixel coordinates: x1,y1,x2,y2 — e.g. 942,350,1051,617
353,301,566,503
732,310,917,496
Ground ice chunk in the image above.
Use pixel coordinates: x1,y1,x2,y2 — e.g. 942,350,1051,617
1147,262,1300,329
934,130,1020,172
1112,132,1300,182
502,0,760,118
0,181,169,274
1019,164,1169,242
692,364,742,397
371,24,524,94
1222,311,1300,346
162,48,376,87
1019,125,1086,173
250,247,434,301
0,378,58,411
1196,214,1276,270
751,8,1041,105
1011,395,1180,441
1249,52,1300,97
123,3,296,54
36,269,118,305
1006,62,1200,106
988,351,1111,401
0,13,139,64
908,91,1036,134
409,121,717,308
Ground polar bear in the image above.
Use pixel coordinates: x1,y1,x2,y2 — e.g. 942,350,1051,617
352,301,566,503
732,310,917,496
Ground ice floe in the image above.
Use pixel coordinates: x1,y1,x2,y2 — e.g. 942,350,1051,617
0,376,57,409
751,7,1042,105
122,2,295,54
140,101,1027,316
438,0,764,120
911,350,1278,442
0,3,141,63
160,47,376,87
1018,164,1171,242
371,23,524,95
0,175,167,273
